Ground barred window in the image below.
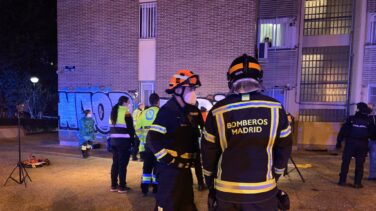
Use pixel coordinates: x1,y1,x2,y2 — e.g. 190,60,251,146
367,13,376,45
304,0,352,36
369,85,376,106
140,2,156,39
300,47,349,103
299,109,346,122
259,18,297,49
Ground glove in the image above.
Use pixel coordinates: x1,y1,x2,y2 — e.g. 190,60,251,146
336,142,342,150
208,187,217,211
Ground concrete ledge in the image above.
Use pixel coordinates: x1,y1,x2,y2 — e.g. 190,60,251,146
0,126,25,140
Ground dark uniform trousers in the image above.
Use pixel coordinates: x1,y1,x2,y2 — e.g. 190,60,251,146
339,140,369,185
194,152,204,186
155,163,197,211
111,143,131,188
141,147,158,194
216,196,278,211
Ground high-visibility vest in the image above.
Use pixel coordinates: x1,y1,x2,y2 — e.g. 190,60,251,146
109,106,132,140
135,106,159,152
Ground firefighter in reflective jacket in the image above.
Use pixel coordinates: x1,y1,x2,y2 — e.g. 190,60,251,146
147,70,201,211
137,93,160,196
337,102,373,188
201,54,293,211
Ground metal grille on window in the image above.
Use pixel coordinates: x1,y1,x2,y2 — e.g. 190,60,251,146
299,109,346,122
368,13,376,45
369,86,376,106
140,2,156,39
300,47,349,103
140,81,155,106
304,0,352,36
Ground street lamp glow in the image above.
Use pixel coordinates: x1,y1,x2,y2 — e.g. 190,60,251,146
30,77,39,84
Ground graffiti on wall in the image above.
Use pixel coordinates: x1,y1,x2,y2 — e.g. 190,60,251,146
58,89,227,145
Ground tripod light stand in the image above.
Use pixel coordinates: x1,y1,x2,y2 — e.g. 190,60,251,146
4,104,32,187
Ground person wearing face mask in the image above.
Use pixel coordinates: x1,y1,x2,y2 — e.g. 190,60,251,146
147,70,202,211
78,109,96,158
109,96,135,193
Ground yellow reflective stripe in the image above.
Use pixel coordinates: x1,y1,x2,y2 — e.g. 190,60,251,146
217,154,223,180
274,167,285,175
150,124,167,134
212,101,281,115
266,108,279,180
215,113,227,151
280,125,292,138
203,169,213,176
228,62,261,75
203,130,215,143
155,148,168,159
215,178,276,194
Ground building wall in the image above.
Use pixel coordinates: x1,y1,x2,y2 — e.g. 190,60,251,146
155,0,258,98
57,0,139,92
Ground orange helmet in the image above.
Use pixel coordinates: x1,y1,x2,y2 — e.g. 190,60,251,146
165,70,201,94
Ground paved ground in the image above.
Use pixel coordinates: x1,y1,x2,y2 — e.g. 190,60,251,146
1,133,376,211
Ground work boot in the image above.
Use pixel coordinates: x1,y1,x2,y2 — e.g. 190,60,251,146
198,183,206,191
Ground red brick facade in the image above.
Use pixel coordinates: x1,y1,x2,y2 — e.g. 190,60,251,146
57,0,139,92
58,0,258,97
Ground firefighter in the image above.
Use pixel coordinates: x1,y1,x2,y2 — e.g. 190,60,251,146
109,96,135,193
201,54,293,211
337,102,373,188
137,93,160,196
147,69,201,211
132,103,145,161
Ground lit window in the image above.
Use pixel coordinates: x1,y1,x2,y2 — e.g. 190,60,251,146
304,0,352,36
367,13,376,45
140,2,156,39
258,18,297,49
369,85,376,106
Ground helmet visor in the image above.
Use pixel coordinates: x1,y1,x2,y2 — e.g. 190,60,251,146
184,75,201,87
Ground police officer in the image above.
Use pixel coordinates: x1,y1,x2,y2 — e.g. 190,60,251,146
147,70,201,211
201,54,292,210
132,103,145,161
137,93,160,196
337,102,373,188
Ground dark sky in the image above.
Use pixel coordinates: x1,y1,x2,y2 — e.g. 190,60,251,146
0,0,57,89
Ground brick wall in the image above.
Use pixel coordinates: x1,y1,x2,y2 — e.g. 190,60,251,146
156,0,258,98
57,0,139,92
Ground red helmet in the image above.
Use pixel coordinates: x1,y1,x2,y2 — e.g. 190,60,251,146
165,70,201,94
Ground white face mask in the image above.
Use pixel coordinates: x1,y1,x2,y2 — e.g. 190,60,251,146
86,114,92,118
183,89,197,105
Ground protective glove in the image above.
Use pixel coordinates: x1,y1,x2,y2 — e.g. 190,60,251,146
208,187,217,211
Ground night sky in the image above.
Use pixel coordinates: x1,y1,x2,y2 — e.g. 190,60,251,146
0,0,57,89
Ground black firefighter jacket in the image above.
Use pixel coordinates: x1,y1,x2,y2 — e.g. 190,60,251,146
201,91,293,203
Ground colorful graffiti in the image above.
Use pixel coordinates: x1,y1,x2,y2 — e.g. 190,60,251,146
58,89,227,145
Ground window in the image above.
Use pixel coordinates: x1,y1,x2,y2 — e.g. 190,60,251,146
369,85,376,106
304,0,352,36
367,13,376,45
263,88,285,107
259,18,297,49
140,2,156,39
140,81,155,106
299,109,346,122
300,47,349,103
